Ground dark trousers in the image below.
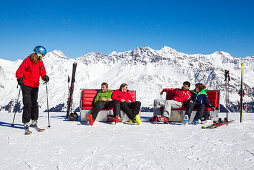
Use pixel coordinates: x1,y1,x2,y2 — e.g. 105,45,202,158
185,102,205,120
21,85,39,123
120,101,141,121
91,100,120,120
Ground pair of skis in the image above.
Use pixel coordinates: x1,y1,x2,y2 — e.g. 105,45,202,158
201,120,233,129
66,62,78,121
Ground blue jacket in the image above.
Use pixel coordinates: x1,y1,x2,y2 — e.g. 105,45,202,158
189,89,213,108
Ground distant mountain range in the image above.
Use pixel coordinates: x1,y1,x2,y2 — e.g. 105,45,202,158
0,46,253,113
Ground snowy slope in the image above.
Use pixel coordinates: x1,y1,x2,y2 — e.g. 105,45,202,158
0,111,253,169
0,46,254,112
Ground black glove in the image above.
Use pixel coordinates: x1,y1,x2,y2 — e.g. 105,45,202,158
43,75,49,82
17,77,24,86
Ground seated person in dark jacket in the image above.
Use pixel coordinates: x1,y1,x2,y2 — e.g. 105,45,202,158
185,83,215,123
87,82,120,126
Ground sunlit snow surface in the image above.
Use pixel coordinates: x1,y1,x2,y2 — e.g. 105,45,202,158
0,111,253,170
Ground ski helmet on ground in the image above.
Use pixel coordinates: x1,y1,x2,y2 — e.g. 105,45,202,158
34,46,47,56
69,112,78,121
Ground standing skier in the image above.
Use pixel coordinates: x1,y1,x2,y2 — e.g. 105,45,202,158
16,46,49,134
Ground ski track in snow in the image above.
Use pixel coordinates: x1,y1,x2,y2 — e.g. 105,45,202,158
0,111,254,170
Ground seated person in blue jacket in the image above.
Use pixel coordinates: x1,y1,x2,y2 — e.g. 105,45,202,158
185,83,215,123
87,82,120,126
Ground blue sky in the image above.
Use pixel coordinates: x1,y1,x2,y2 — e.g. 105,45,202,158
0,0,254,60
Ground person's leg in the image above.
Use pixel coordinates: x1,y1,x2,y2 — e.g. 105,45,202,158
153,99,166,117
194,103,206,119
128,101,141,115
30,87,39,122
163,100,182,118
113,100,120,117
22,86,32,124
185,102,195,118
104,100,120,117
90,101,107,120
120,102,135,121
127,101,142,125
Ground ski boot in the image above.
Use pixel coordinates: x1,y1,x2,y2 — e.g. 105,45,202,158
134,115,142,125
184,115,189,125
88,114,94,126
107,115,115,122
31,120,45,132
163,117,169,124
157,116,168,124
192,119,201,125
149,116,158,122
114,116,120,124
24,123,32,135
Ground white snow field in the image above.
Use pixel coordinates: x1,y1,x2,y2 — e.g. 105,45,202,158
0,111,253,170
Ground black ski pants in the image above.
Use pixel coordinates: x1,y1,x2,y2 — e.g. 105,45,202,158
91,100,120,120
120,101,141,121
21,85,39,123
185,102,205,120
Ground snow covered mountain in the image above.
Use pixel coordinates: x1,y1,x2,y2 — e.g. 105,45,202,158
0,46,254,113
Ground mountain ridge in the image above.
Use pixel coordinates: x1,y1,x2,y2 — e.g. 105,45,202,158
0,46,253,113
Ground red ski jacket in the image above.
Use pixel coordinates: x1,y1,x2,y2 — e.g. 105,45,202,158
163,88,191,104
112,90,134,103
16,56,47,88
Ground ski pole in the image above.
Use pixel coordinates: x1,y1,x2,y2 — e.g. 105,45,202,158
11,86,21,127
46,83,51,127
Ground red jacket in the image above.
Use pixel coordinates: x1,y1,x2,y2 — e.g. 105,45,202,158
112,90,134,103
16,56,47,88
163,88,191,104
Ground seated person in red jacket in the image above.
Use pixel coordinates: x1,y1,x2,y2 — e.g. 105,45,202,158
112,83,142,125
87,82,120,126
150,81,191,124
185,83,215,123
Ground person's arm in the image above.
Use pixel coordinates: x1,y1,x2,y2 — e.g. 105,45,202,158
40,61,49,82
40,61,47,78
204,95,215,110
106,91,113,101
162,88,175,93
186,91,193,102
16,58,27,79
112,91,121,102
127,92,134,102
93,93,101,105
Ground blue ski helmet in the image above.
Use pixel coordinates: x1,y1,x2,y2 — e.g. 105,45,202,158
34,46,47,56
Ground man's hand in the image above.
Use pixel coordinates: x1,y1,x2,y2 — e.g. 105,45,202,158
107,98,112,101
17,77,24,86
100,98,107,101
43,75,49,83
212,107,216,111
189,100,193,103
121,99,125,102
128,100,132,103
160,90,164,95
